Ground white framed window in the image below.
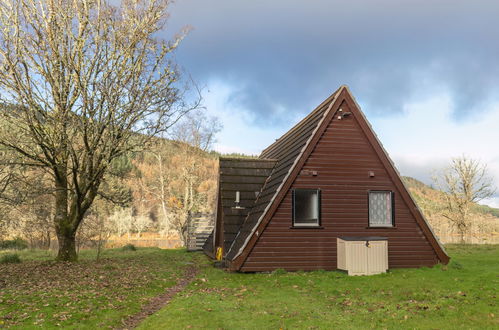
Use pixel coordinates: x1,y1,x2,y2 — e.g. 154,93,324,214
292,189,321,226
368,191,394,227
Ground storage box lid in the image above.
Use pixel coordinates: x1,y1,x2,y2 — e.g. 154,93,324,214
339,236,387,241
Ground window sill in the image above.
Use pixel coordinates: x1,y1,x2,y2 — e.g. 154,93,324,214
366,226,397,229
290,226,324,229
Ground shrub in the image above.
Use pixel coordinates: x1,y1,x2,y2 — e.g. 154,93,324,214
122,244,137,251
0,238,28,250
1,253,21,264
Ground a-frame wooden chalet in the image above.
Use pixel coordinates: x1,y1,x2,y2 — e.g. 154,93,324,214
204,85,449,273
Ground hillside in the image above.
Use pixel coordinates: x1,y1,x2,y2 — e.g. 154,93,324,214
402,176,499,243
0,136,220,248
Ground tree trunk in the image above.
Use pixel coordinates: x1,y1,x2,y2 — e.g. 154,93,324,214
96,222,103,261
54,176,78,261
160,200,169,238
56,231,77,261
459,227,466,244
157,153,170,237
45,231,51,250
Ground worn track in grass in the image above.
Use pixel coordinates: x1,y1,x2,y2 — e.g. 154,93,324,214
119,266,198,329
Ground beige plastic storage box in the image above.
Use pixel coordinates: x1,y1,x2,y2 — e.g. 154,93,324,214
337,237,388,276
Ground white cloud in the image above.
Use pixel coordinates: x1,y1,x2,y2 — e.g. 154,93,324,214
369,92,499,207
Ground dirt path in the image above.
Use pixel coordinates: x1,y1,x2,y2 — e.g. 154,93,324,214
119,266,198,329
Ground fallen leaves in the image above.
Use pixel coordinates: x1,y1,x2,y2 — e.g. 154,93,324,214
0,249,197,328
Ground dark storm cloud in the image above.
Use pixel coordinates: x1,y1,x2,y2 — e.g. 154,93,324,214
165,0,499,124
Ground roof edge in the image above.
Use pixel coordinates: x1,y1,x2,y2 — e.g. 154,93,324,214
219,157,278,162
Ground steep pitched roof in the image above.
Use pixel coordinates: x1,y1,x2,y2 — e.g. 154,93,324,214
218,158,277,253
225,85,449,269
225,86,343,261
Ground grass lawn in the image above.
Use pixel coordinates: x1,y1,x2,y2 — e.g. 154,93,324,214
140,245,499,329
0,247,203,329
1,245,497,329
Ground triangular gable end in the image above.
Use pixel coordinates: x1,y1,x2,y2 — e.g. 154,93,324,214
228,86,449,271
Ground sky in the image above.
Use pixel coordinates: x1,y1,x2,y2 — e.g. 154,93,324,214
164,0,499,207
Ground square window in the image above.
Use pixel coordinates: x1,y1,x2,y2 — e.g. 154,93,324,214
293,189,320,226
369,191,394,227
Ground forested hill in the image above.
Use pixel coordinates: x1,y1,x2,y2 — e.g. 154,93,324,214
402,176,499,218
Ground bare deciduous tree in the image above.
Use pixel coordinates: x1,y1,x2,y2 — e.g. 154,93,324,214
0,161,12,198
76,211,113,259
433,156,496,242
169,110,222,151
133,214,151,238
133,113,220,244
109,207,134,239
0,0,196,261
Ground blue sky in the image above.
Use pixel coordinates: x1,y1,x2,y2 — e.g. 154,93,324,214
165,0,499,206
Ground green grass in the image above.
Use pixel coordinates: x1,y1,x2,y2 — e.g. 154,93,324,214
1,245,497,329
140,245,499,329
0,247,203,329
0,253,21,264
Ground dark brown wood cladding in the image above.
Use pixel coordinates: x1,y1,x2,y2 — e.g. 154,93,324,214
217,158,277,255
238,97,445,272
